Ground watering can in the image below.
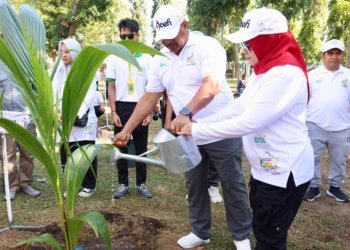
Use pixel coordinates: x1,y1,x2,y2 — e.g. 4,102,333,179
112,129,202,173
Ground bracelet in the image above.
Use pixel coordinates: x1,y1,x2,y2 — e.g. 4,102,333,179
111,111,116,113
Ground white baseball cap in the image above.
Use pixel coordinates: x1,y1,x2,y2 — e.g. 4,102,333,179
322,39,344,53
152,5,185,41
225,7,288,43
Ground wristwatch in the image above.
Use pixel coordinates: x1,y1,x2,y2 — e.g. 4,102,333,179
179,107,193,120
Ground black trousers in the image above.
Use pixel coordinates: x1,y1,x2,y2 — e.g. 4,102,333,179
114,101,148,186
207,160,219,188
60,140,97,189
249,174,309,250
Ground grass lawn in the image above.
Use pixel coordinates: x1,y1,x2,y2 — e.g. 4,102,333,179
0,118,349,249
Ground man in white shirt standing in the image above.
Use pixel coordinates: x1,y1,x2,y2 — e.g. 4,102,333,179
106,18,152,199
304,39,350,202
114,5,252,250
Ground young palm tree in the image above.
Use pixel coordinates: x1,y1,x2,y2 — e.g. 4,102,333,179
0,2,161,249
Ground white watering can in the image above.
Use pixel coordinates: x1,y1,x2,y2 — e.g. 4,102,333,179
112,129,202,173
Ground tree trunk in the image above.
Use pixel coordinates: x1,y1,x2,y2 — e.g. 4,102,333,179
346,32,350,68
234,44,239,80
68,0,80,37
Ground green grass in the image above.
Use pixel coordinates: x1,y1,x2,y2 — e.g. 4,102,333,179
0,119,349,249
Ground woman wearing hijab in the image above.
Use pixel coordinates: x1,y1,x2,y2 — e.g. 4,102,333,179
179,8,314,250
52,38,98,198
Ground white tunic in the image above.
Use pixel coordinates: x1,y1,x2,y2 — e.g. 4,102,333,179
192,65,314,188
306,65,350,131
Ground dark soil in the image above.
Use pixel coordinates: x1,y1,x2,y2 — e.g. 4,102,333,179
13,211,165,250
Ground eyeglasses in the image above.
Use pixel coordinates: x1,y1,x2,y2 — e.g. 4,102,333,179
60,49,71,54
119,33,136,40
240,41,251,52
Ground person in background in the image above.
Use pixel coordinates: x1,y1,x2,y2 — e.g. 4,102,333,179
303,39,350,202
93,83,105,119
237,74,246,94
106,18,153,199
52,38,98,198
179,7,314,250
0,62,41,200
233,92,241,99
114,5,252,249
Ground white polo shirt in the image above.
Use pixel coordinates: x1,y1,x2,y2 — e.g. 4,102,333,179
192,65,314,188
106,52,152,102
307,65,350,131
147,31,234,144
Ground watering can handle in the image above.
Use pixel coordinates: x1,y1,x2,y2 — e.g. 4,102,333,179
165,128,178,137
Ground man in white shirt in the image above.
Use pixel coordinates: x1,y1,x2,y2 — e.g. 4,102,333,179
304,39,350,202
113,5,252,250
106,18,152,199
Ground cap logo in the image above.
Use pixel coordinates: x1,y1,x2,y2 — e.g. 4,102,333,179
241,19,250,29
156,18,172,30
258,22,265,32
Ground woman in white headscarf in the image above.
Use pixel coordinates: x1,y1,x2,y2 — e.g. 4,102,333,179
52,38,98,198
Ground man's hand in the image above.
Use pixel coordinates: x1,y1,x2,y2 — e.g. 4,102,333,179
58,114,62,125
112,112,122,127
142,115,151,126
170,115,190,134
113,131,130,148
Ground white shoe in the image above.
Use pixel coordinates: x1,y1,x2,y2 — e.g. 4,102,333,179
22,186,41,197
78,188,95,198
234,239,251,250
177,232,210,249
3,191,16,200
208,186,223,203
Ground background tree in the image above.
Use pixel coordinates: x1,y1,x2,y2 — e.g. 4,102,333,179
256,0,328,65
129,0,148,43
187,0,249,79
9,0,113,56
327,0,350,67
297,0,328,66
78,0,130,45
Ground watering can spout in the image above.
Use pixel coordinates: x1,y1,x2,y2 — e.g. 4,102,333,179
111,147,166,167
111,129,202,174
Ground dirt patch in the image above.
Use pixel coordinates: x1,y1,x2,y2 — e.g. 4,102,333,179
10,211,165,250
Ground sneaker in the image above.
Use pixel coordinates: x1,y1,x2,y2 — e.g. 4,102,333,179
234,239,251,250
22,186,41,197
78,188,95,198
326,186,349,202
137,184,152,199
113,184,129,199
208,186,223,203
303,187,320,201
3,191,16,200
177,232,210,249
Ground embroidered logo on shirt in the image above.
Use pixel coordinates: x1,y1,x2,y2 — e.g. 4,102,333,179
160,62,166,68
341,78,349,87
254,136,266,144
260,151,279,173
186,53,195,65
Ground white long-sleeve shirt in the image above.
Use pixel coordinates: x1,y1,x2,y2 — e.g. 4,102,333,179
192,65,314,188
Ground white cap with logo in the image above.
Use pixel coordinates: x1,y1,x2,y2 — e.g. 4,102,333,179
225,7,288,43
152,5,185,41
322,39,344,53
